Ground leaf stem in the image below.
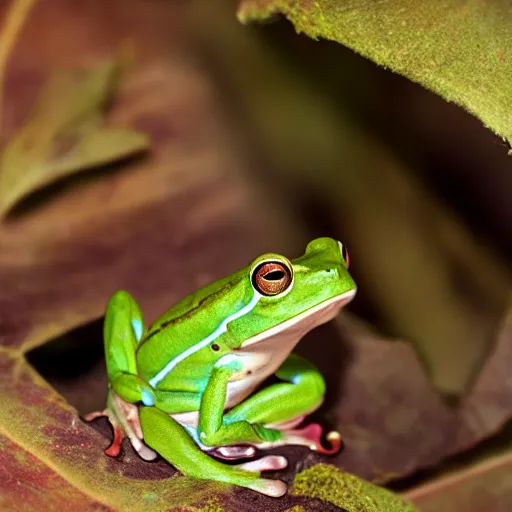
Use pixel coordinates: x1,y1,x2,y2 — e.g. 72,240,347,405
0,0,37,136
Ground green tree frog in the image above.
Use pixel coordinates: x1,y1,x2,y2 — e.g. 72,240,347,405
85,237,356,497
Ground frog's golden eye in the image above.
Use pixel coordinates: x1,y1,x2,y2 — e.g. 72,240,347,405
252,260,293,296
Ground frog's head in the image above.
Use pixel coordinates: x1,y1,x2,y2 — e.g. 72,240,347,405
139,237,357,388
227,237,357,353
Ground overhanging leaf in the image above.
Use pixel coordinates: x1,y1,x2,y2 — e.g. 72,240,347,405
191,0,512,395
238,0,512,150
0,58,149,217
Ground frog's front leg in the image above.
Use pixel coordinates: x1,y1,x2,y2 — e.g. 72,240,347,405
213,353,342,455
197,356,285,449
103,291,156,406
85,291,156,457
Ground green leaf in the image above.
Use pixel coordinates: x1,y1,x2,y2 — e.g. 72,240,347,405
0,58,149,217
238,0,512,150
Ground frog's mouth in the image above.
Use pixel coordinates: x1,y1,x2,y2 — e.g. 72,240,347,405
239,289,356,350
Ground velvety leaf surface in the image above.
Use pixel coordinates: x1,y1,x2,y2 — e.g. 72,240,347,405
0,58,149,216
405,451,512,512
237,0,512,149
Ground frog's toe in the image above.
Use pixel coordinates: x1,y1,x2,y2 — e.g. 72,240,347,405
209,445,257,460
104,426,124,457
247,478,287,497
285,423,342,455
84,410,107,422
237,455,287,472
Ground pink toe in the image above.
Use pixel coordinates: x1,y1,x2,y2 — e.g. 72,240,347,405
83,410,106,422
294,423,343,455
211,445,257,460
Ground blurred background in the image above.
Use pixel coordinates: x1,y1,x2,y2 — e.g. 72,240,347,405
1,0,511,510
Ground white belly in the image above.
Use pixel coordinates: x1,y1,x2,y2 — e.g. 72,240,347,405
171,292,351,428
170,345,290,428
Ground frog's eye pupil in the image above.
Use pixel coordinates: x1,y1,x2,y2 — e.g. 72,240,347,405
211,343,220,351
264,270,285,281
252,261,293,296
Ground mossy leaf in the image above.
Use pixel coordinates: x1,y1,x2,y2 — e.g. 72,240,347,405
238,0,512,150
292,464,418,511
0,58,149,217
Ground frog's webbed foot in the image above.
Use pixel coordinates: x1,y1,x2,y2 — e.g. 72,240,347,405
232,456,288,497
247,422,342,455
282,423,342,455
237,455,287,472
84,409,125,456
84,393,157,461
205,421,342,459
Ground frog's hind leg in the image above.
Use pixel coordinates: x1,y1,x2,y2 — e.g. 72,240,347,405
221,353,342,455
139,406,287,497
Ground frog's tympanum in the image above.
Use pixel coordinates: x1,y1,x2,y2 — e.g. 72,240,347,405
86,238,357,497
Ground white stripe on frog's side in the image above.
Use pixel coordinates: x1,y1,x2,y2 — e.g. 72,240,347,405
148,290,262,388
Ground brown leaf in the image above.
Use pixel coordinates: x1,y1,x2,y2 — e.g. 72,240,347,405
1,0,511,510
308,309,512,482
404,451,512,512
0,432,110,511
0,57,149,217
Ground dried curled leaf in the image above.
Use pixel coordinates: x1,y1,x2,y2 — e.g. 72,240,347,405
0,58,149,217
238,0,512,150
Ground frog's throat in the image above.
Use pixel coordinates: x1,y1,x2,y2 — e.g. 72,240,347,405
239,288,356,349
148,290,263,388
